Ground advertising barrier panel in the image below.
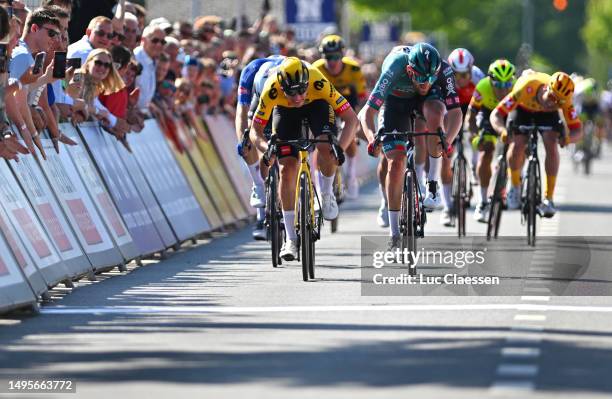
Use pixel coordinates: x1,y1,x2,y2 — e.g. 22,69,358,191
0,161,70,287
77,123,166,255
0,233,37,313
61,124,141,261
39,138,126,270
129,120,213,238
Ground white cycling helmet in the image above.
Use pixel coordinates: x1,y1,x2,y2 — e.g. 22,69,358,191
448,48,475,73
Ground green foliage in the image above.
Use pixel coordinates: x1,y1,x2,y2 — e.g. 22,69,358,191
582,0,612,57
351,0,586,74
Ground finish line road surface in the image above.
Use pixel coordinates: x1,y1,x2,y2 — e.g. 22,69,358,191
2,148,612,398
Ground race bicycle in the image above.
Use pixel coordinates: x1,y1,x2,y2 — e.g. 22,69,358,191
486,137,509,241
264,135,343,281
372,128,447,275
450,129,472,237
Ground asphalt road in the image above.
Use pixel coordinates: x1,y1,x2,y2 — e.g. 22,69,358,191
1,145,612,398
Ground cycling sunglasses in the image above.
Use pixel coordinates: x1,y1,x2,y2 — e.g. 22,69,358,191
491,79,513,89
284,84,308,97
407,66,437,84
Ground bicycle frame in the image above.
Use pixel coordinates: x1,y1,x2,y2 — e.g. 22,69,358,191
293,148,317,229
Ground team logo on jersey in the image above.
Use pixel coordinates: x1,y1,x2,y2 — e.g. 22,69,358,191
371,97,383,107
314,78,326,90
446,77,456,95
474,91,482,101
336,97,344,105
570,108,577,120
269,87,278,100
526,86,533,94
337,102,350,113
239,86,248,95
504,97,515,109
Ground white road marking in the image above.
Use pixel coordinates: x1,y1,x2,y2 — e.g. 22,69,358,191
523,287,551,293
521,296,550,301
514,314,547,322
38,303,612,315
501,347,541,358
496,364,539,377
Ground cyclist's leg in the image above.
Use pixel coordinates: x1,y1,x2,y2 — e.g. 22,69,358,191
273,106,302,246
245,95,266,208
477,134,497,202
422,98,447,209
379,97,412,238
539,112,564,216
506,109,528,203
305,100,339,220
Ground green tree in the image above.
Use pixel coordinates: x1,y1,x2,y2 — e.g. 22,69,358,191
351,0,586,74
582,0,612,82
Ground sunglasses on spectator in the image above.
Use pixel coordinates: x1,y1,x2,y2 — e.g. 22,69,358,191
284,84,308,97
41,26,61,38
150,37,166,45
491,79,513,89
94,30,115,40
455,71,471,80
114,33,126,41
94,60,112,69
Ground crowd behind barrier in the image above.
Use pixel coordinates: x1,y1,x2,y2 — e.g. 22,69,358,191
0,1,380,314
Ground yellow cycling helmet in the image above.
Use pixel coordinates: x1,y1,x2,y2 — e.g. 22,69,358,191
276,57,309,95
548,72,574,103
319,34,345,55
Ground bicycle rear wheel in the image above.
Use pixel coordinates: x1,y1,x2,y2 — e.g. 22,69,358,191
453,156,467,237
330,169,342,233
401,171,417,276
299,173,313,281
526,161,539,246
267,167,281,267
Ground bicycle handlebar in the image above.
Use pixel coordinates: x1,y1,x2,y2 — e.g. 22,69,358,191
517,125,554,133
263,135,344,165
373,128,448,153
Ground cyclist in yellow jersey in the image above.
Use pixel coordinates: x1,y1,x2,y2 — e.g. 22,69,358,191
465,59,516,223
490,71,583,218
313,35,368,200
250,57,358,260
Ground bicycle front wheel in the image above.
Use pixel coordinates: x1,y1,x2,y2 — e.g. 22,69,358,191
299,173,313,281
267,167,281,267
487,158,507,240
401,171,417,276
453,156,468,237
526,161,539,246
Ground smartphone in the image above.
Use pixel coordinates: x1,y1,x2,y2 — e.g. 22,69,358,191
0,44,7,74
52,51,67,79
72,71,82,83
32,52,46,75
67,57,81,69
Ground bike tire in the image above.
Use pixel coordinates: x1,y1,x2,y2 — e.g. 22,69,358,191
526,161,538,246
458,156,468,237
299,173,311,281
268,168,280,268
401,171,417,276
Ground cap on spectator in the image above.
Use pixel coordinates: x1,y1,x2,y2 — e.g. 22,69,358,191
185,55,201,68
150,17,172,32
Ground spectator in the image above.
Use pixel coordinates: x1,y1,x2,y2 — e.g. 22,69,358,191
122,13,140,51
156,52,170,83
176,21,193,41
68,16,113,65
100,45,132,119
9,7,65,158
134,24,166,112
163,36,184,81
150,17,173,36
42,0,72,13
131,3,146,31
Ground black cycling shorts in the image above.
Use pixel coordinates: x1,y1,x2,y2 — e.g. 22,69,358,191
506,107,563,134
378,93,444,153
272,99,337,158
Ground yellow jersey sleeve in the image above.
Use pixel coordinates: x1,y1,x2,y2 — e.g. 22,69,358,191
307,66,351,114
494,75,534,116
252,74,282,126
562,103,581,129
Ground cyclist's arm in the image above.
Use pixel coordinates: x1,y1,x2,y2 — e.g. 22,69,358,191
563,103,583,144
249,120,267,153
465,106,478,136
248,79,276,153
338,106,358,150
437,62,462,140
491,91,520,135
445,108,463,140
357,104,377,145
235,103,249,140
490,107,507,135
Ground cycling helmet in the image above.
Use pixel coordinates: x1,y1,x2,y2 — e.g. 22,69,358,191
488,59,516,82
276,57,309,95
448,48,474,73
407,42,441,83
319,34,345,55
548,71,574,103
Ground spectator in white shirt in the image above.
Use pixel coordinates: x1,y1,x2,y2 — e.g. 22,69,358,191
67,16,113,65
134,25,165,113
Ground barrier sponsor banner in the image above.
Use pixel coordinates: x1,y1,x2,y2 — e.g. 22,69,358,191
0,232,37,313
40,138,126,270
112,137,178,249
0,161,70,287
128,119,212,238
76,123,166,256
188,117,249,220
9,147,93,278
203,115,254,214
0,203,47,296
60,124,140,261
174,118,236,224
